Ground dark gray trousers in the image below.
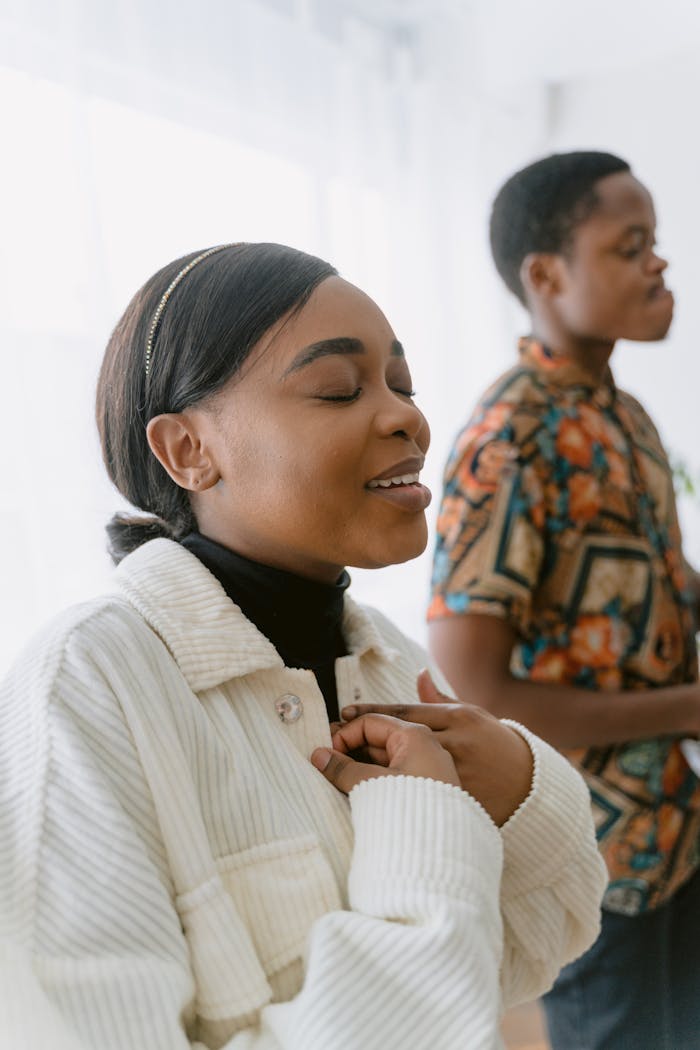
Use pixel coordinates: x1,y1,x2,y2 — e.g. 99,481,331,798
543,867,700,1050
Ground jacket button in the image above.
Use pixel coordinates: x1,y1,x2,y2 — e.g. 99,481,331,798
275,693,303,724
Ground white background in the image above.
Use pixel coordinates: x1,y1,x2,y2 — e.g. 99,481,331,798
2,0,700,672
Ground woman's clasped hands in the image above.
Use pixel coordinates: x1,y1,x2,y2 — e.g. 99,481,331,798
312,669,534,827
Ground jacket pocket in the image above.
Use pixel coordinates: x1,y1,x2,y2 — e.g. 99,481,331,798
175,835,343,1042
216,834,342,978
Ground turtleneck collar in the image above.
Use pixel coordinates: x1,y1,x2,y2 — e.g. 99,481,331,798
180,532,350,720
518,336,617,407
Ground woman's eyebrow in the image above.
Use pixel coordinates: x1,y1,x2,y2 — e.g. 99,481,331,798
283,336,365,375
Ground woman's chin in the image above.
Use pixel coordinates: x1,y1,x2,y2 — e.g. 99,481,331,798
354,530,428,570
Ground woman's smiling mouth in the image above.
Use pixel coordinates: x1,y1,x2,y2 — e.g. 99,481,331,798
366,460,431,511
368,471,420,489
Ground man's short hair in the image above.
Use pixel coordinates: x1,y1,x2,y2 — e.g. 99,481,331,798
490,151,631,305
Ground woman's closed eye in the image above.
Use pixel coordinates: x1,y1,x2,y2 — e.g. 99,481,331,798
317,387,362,403
316,385,416,404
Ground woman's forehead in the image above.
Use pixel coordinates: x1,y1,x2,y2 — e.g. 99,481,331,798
228,276,397,384
264,277,394,361
291,276,389,333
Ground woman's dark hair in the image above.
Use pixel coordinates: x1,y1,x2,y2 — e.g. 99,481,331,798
489,150,631,305
96,242,337,564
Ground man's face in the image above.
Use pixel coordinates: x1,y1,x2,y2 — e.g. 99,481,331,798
554,172,674,343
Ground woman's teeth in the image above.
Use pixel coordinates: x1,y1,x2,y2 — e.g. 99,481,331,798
368,473,419,489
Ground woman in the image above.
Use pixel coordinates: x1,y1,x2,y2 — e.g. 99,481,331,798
0,243,606,1050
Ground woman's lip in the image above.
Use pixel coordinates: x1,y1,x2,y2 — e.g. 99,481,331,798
366,481,432,512
368,456,424,483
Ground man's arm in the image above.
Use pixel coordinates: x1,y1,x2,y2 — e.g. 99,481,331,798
429,613,700,749
682,556,700,622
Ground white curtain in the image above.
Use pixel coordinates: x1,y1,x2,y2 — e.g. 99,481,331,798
0,0,558,671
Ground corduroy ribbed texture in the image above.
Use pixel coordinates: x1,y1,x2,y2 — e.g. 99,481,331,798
499,721,608,1006
0,539,606,1050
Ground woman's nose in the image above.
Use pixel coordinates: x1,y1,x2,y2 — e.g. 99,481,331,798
378,389,430,448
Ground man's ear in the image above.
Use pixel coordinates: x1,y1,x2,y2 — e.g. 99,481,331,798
146,412,220,492
520,252,565,301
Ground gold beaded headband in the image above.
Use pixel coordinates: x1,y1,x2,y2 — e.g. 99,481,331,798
144,244,235,377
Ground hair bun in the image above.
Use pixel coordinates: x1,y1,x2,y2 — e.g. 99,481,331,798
106,512,177,565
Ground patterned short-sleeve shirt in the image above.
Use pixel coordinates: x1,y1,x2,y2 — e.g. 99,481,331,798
429,337,700,915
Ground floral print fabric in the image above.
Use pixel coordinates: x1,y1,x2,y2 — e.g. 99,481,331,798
429,337,700,914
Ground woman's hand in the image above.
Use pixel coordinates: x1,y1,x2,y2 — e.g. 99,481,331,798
336,670,534,827
311,712,461,795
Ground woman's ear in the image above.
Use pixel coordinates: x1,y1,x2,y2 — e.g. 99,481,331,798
146,413,220,492
520,252,565,301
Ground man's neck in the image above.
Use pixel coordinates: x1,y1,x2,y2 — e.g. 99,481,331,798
530,319,615,384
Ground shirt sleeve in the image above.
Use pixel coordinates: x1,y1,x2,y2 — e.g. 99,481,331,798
0,618,508,1050
428,416,547,637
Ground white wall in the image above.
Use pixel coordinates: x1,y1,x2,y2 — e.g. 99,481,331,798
3,0,700,674
547,54,700,564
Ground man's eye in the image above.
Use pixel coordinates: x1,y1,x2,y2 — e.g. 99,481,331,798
318,387,362,403
393,387,416,398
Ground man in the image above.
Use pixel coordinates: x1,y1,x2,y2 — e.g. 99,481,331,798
428,152,700,1049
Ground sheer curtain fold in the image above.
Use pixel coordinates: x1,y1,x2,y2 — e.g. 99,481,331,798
0,0,542,670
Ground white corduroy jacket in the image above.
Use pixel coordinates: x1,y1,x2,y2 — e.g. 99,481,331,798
0,539,606,1050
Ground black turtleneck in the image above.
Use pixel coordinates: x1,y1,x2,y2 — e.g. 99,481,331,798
181,532,350,722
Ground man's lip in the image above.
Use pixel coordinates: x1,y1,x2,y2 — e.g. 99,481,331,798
367,456,425,484
648,283,673,301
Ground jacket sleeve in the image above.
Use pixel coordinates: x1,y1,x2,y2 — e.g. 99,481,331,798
497,722,608,1008
362,607,606,1010
0,614,508,1050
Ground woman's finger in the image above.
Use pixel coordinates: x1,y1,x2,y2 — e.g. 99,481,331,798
311,747,388,795
329,730,390,767
340,702,457,730
340,669,459,725
416,667,457,704
329,738,390,767
331,712,421,754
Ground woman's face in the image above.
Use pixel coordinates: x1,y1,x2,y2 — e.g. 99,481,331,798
190,276,431,582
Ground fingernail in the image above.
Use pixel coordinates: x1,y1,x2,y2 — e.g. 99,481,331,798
342,706,357,720
311,747,331,771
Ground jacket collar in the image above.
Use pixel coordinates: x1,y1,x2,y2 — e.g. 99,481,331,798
519,336,617,406
115,538,396,692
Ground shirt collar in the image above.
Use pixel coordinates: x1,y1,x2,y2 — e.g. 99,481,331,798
518,336,617,407
114,538,395,692
180,531,350,666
